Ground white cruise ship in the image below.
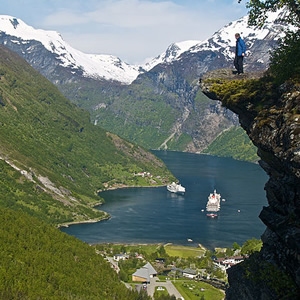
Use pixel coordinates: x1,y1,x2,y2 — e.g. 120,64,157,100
206,189,221,217
167,182,185,194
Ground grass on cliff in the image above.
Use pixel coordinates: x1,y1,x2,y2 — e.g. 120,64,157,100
209,76,280,111
241,252,298,299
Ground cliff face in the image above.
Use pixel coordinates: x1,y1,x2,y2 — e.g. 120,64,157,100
200,69,300,299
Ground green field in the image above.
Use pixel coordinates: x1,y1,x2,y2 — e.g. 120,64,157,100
174,280,224,300
165,245,206,258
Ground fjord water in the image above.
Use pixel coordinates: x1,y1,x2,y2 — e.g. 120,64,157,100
61,151,268,249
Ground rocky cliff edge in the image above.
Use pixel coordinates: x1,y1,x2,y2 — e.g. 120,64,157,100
200,69,300,299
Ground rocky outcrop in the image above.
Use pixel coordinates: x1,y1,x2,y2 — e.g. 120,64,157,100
200,69,300,299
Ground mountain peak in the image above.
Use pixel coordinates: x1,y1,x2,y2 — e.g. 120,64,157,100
0,15,140,84
142,40,200,71
184,8,293,70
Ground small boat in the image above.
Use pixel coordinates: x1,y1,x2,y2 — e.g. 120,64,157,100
187,238,193,242
222,198,226,202
206,213,218,218
167,182,185,194
201,209,204,212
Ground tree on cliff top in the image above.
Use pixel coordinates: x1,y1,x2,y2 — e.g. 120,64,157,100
239,0,300,83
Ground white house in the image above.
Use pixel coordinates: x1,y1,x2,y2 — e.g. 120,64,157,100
214,256,245,271
113,254,129,262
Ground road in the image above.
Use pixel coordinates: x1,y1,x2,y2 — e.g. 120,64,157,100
147,277,183,299
106,257,120,273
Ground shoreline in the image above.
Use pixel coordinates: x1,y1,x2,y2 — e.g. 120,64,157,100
58,183,169,229
90,241,208,251
57,213,111,229
97,183,168,193
153,149,258,164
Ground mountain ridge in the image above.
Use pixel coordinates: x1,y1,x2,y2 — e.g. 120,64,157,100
0,9,292,84
0,10,292,160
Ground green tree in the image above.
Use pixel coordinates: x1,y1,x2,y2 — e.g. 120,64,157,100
157,245,167,257
241,238,263,255
269,29,300,83
225,247,235,257
238,0,300,27
154,293,176,300
119,269,128,282
233,242,241,250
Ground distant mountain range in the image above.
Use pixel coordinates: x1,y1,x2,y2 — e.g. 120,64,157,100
0,15,202,84
0,10,292,160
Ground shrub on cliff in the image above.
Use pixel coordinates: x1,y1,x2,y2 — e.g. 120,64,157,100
269,30,300,84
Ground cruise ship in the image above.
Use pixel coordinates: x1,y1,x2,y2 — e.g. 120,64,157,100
167,182,185,194
206,189,221,217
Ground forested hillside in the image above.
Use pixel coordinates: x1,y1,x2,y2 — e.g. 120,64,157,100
0,45,175,225
202,126,259,162
0,44,158,299
0,207,148,299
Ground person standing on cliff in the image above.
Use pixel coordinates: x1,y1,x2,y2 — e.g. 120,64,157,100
234,33,246,74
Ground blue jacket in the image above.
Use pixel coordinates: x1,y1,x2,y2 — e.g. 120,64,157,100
236,37,246,56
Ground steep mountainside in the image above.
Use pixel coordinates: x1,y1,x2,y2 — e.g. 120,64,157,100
0,45,174,226
0,11,291,159
200,69,299,299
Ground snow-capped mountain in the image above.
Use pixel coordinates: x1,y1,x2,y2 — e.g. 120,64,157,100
142,40,200,71
186,8,292,71
0,15,141,84
0,9,292,86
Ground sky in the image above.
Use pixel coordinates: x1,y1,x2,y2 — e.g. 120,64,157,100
0,0,248,64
